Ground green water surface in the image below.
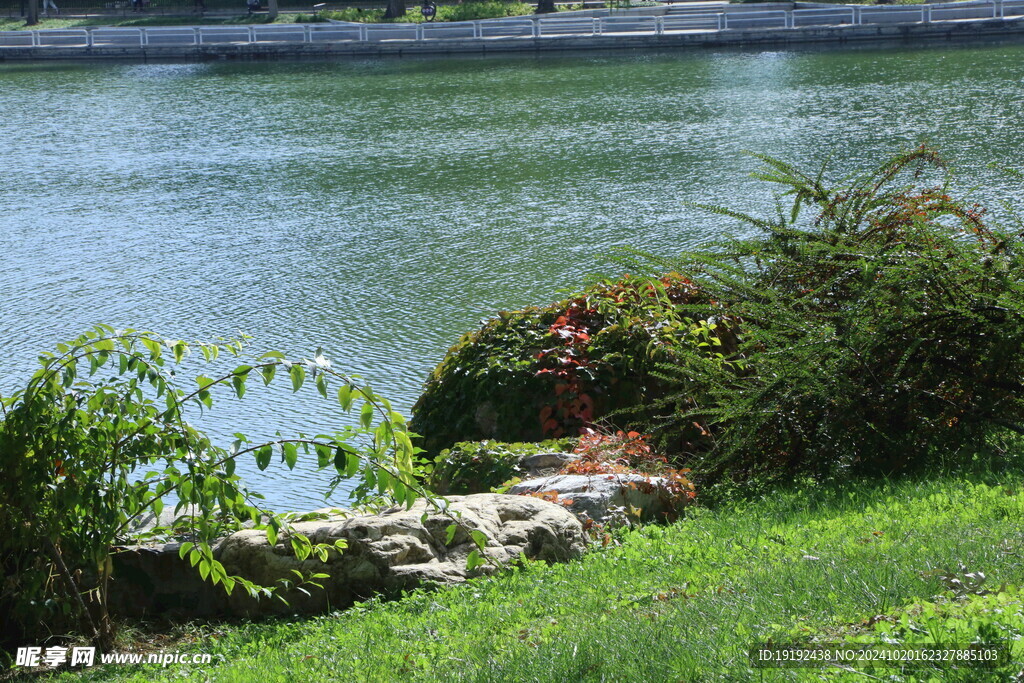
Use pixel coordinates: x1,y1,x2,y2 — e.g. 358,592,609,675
2,44,1023,508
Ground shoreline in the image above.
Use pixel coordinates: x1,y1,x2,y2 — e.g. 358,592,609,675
3,13,1024,61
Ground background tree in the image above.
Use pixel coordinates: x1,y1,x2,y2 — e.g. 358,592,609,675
384,0,406,19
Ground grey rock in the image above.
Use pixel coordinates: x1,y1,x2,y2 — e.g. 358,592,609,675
509,473,681,524
520,452,581,477
110,493,585,618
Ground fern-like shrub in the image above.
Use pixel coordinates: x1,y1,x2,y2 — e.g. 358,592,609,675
625,147,1024,485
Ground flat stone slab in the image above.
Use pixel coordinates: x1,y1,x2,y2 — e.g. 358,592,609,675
509,473,681,524
521,451,580,477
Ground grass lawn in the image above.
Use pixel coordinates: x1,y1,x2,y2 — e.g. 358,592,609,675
45,471,1024,682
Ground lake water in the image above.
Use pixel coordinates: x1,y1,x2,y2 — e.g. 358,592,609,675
3,42,1024,510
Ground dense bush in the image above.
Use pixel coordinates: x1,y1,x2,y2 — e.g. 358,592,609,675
410,274,734,456
627,148,1024,486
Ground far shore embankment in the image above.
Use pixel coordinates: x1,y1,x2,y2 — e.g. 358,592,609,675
3,1,1024,61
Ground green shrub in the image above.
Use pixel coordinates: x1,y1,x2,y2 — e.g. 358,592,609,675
0,327,429,654
443,1,534,21
320,2,533,24
626,147,1024,486
410,274,732,456
427,439,575,494
320,7,386,22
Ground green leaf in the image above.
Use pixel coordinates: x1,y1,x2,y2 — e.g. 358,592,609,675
359,402,374,430
260,364,276,386
282,442,299,470
392,479,406,507
337,385,354,411
470,529,488,551
255,446,272,471
231,375,246,399
178,542,195,560
376,468,391,495
315,444,333,468
210,564,223,586
291,536,310,560
345,451,360,478
290,365,305,392
396,431,415,461
141,338,162,358
466,550,485,571
266,525,278,547
374,421,394,450
445,524,458,546
316,374,328,399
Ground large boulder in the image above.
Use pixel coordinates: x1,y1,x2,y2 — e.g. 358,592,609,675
110,494,585,618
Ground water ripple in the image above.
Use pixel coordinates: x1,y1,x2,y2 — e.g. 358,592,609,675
3,44,1024,509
